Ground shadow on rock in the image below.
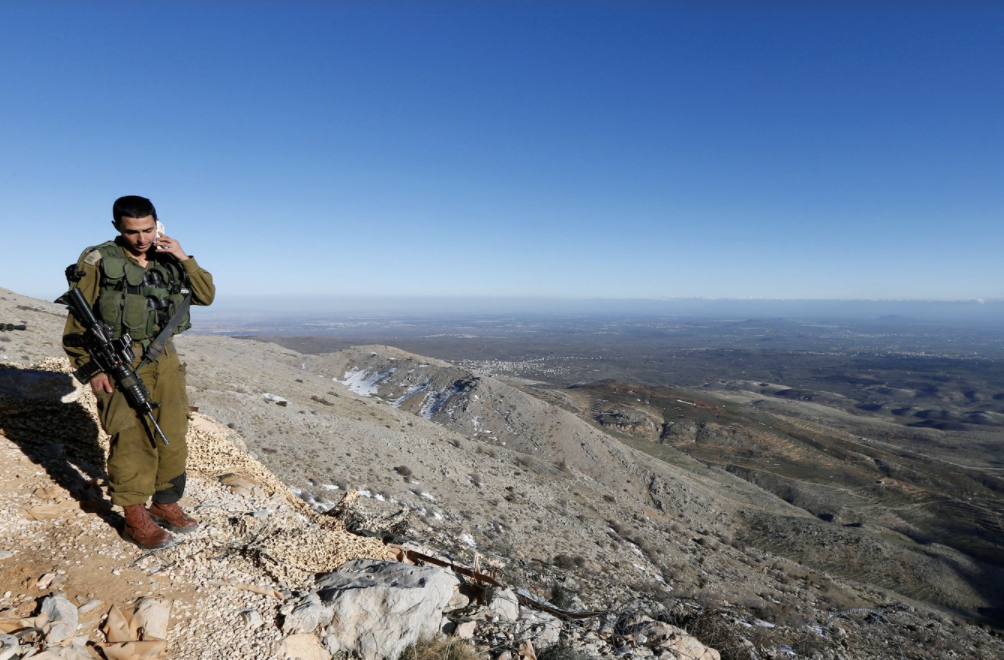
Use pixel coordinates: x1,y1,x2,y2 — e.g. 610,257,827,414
0,365,123,530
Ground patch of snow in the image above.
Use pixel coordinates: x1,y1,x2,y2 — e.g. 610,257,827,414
261,393,288,405
421,491,436,502
336,367,397,396
321,484,339,491
374,493,385,501
460,534,476,547
358,489,372,498
420,387,454,419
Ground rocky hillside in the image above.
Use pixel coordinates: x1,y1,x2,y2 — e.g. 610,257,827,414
2,286,1003,659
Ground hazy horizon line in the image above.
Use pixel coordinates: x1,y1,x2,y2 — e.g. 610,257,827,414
212,294,1003,304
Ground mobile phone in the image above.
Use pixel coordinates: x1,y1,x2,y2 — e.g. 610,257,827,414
156,220,167,250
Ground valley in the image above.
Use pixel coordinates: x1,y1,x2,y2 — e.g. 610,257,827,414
249,312,1004,624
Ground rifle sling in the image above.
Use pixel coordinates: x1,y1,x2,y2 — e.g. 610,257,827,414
139,291,192,368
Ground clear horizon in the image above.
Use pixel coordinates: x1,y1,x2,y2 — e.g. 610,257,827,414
2,2,1002,301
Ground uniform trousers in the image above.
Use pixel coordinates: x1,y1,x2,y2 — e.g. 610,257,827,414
94,345,189,507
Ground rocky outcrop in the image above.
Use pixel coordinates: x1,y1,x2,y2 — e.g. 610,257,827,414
283,560,457,660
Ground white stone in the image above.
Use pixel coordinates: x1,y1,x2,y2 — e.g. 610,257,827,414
241,609,265,629
276,633,327,660
454,620,477,638
487,587,520,622
132,598,171,640
291,559,458,660
282,592,331,635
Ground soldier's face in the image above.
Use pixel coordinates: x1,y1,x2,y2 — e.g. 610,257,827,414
115,215,158,257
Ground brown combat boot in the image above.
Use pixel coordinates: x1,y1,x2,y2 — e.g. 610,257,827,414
148,501,199,533
123,504,174,549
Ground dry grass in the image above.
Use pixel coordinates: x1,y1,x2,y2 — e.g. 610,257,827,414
400,636,482,660
536,643,591,660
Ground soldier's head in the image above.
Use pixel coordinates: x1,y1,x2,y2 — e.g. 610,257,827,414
112,195,158,227
112,196,159,257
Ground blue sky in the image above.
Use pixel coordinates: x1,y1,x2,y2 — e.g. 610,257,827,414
2,1,1002,305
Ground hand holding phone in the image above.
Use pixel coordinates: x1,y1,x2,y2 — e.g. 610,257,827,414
151,221,190,261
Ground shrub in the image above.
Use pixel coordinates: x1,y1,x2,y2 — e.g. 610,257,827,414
536,643,590,660
553,554,578,570
550,583,575,609
682,611,750,660
400,636,481,660
394,465,413,478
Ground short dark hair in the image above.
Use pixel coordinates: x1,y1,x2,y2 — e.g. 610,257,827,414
113,195,157,225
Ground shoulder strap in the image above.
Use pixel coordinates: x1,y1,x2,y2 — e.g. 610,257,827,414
139,289,192,367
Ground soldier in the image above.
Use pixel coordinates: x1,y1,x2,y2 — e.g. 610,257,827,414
62,195,215,549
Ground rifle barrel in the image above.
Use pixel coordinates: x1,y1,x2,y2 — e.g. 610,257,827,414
146,412,171,446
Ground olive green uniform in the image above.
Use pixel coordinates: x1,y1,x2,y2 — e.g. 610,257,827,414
62,240,215,507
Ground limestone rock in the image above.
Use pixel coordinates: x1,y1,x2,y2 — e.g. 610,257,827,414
291,559,457,660
241,608,265,629
0,634,21,660
32,642,92,660
132,598,170,641
663,632,720,660
486,587,520,622
276,633,328,660
519,609,561,647
454,620,477,638
281,592,332,635
40,595,78,645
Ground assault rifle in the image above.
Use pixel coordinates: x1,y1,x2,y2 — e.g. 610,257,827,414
57,287,171,446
